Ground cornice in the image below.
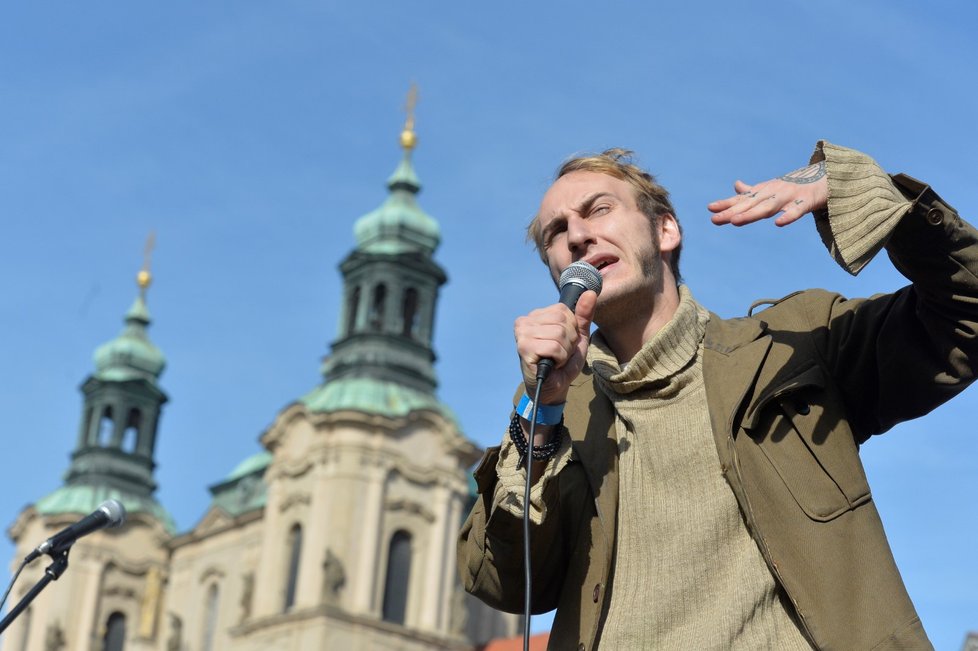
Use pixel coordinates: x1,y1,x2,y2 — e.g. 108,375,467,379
262,401,481,468
384,499,435,523
278,492,311,513
169,506,264,549
229,603,471,649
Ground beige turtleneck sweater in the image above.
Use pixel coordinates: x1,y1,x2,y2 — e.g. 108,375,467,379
589,287,811,649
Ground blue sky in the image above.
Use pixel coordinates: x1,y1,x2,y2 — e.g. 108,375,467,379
1,2,976,647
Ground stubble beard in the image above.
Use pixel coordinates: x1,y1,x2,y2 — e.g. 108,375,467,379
592,250,662,334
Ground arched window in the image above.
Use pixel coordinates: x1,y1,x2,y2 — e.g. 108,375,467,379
283,524,302,611
369,284,387,331
345,286,361,335
98,406,114,446
401,288,419,337
81,407,93,447
382,530,412,625
103,612,126,651
201,583,219,651
122,408,141,453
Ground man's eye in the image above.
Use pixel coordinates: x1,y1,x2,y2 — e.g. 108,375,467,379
592,204,611,216
544,225,565,248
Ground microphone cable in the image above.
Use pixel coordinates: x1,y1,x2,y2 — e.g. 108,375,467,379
0,559,27,614
518,261,602,651
521,378,546,651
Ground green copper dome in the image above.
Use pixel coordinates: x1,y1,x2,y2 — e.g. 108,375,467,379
207,451,271,517
353,153,440,255
224,451,272,482
93,295,166,382
300,376,459,426
35,484,176,533
306,114,452,425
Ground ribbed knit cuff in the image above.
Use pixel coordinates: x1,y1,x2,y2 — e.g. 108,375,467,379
491,430,572,525
811,140,913,275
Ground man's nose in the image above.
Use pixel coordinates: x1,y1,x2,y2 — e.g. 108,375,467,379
566,216,595,253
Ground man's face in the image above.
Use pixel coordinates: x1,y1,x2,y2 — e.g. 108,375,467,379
537,170,678,321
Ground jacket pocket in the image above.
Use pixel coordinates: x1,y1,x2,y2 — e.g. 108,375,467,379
744,363,872,521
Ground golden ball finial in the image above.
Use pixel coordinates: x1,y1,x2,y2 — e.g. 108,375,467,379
400,83,419,152
137,269,152,290
400,128,417,151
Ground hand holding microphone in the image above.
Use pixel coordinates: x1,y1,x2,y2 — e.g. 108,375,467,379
514,261,602,405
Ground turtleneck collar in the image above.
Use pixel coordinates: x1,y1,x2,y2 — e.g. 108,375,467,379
588,285,709,396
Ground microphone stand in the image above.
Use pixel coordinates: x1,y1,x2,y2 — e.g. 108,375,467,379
0,549,70,635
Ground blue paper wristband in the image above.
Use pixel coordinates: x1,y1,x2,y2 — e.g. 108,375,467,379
516,393,565,425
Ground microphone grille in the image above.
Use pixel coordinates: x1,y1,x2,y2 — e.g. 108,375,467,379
99,499,127,528
558,261,603,295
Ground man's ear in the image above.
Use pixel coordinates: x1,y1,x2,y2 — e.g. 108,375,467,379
658,213,681,253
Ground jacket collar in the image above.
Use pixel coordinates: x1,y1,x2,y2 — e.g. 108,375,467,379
702,314,773,443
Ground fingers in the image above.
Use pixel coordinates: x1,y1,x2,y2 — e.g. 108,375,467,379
772,198,811,226
706,179,751,215
720,190,785,226
709,179,814,227
575,290,598,334
515,301,587,404
707,179,765,222
515,323,575,368
514,304,579,368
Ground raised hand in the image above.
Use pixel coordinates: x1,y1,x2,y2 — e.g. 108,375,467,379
708,161,829,227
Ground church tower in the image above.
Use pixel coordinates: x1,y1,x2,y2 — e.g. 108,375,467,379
65,256,169,507
4,249,173,651
245,91,491,650
155,91,515,651
320,94,445,397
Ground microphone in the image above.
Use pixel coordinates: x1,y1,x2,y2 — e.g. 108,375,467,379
25,499,126,562
536,261,603,382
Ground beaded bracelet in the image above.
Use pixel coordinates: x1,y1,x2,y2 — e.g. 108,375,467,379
508,410,564,466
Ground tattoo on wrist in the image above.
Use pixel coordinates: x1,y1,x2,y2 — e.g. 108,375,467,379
779,161,826,184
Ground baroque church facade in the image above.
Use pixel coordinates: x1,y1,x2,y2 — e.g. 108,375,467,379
2,117,519,651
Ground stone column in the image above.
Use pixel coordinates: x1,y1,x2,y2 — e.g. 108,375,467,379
418,481,451,631
298,454,331,607
348,464,386,615
72,555,104,651
440,488,463,633
253,474,284,616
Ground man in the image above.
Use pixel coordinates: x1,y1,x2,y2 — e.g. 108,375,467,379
458,142,978,650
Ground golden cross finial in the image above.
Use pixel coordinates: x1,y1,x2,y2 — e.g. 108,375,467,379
137,232,156,295
400,83,419,151
404,83,418,131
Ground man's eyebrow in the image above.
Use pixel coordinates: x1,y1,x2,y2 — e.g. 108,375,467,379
540,214,565,245
540,191,616,244
574,191,614,217
545,191,614,224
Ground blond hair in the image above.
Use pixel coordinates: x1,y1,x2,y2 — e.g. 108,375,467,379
528,148,682,280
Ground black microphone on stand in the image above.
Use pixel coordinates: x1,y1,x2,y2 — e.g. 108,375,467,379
0,500,128,636
25,499,126,563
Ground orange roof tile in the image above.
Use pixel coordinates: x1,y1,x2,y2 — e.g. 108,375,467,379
479,632,550,651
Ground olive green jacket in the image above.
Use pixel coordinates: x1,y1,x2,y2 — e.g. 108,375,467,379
458,174,977,651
